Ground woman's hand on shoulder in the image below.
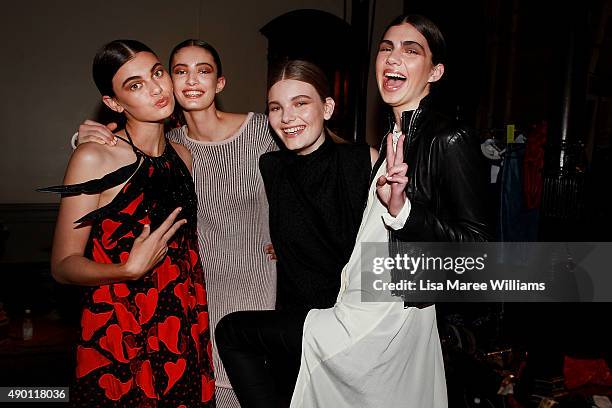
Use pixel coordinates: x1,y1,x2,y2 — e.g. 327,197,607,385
76,120,118,147
264,243,277,261
171,141,192,173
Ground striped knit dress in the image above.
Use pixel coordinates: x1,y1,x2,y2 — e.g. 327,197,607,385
167,112,278,407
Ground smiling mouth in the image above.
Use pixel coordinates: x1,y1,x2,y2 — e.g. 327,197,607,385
383,72,407,90
282,125,306,136
182,90,204,98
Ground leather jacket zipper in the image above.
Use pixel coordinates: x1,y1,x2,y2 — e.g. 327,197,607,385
402,108,420,149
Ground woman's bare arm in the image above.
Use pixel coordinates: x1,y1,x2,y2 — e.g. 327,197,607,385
50,144,186,285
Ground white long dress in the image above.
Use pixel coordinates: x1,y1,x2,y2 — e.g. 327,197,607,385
290,144,448,408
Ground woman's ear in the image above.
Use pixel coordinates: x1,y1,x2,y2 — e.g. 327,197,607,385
215,76,226,94
428,63,445,83
323,97,335,120
102,96,124,113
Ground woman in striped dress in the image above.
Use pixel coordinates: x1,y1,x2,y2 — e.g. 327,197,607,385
76,39,278,408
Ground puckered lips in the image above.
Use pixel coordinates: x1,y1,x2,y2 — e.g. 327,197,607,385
382,69,407,92
181,88,205,99
281,125,306,137
154,96,170,109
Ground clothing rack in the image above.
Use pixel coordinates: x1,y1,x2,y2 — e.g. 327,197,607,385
479,126,526,146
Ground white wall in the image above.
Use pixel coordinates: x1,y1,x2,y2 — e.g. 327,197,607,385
0,0,401,204
1,0,201,203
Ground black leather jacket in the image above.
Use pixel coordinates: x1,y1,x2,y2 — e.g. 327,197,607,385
372,94,491,243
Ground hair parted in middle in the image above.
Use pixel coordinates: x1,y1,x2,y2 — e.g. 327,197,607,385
169,39,223,76
383,14,446,66
269,59,347,143
92,39,157,97
269,59,332,101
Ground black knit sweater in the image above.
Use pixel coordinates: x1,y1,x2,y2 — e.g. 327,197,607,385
259,138,371,313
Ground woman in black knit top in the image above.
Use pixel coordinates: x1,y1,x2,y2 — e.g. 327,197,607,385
260,113,372,314
216,60,377,407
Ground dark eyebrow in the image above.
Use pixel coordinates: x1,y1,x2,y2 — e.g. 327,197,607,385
121,63,164,87
196,62,214,71
402,41,426,53
150,62,163,73
379,40,393,47
291,95,313,101
171,62,214,71
122,75,142,87
267,95,313,106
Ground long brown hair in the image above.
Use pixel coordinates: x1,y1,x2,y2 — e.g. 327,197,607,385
269,60,346,144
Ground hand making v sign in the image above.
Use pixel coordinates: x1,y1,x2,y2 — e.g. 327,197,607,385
376,133,409,217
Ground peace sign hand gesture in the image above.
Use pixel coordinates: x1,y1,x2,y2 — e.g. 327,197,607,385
123,207,187,280
376,133,409,217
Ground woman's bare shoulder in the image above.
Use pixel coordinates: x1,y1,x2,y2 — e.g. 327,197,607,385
64,142,132,184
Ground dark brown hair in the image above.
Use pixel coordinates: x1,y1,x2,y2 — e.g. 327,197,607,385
92,40,157,97
169,39,223,77
384,14,446,65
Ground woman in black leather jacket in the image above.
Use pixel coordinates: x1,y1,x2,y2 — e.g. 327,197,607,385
373,14,490,244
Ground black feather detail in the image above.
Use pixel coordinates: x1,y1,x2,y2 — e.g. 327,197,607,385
36,157,141,195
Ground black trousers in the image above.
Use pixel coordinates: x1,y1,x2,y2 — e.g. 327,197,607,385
215,310,307,408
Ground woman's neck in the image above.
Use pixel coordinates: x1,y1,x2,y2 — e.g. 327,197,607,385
296,129,327,156
124,120,165,156
183,105,230,142
392,89,430,127
392,104,417,128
